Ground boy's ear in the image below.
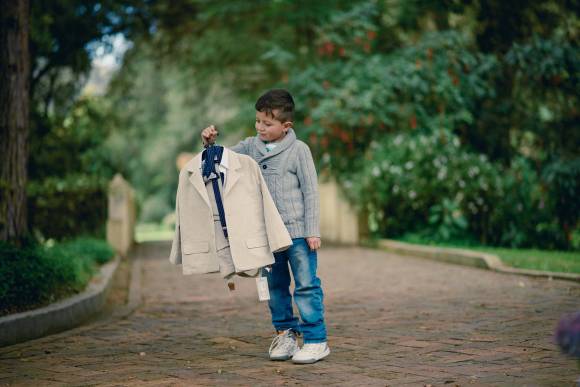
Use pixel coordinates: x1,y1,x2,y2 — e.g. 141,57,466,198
283,121,293,130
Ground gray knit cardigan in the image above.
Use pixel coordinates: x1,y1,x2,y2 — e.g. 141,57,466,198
230,128,320,239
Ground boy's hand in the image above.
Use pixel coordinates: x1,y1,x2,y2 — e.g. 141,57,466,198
306,237,321,251
201,125,219,147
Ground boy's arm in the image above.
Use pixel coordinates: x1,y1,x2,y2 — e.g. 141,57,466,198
296,142,321,238
229,137,253,155
200,125,252,156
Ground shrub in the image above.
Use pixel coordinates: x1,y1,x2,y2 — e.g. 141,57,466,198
341,129,495,239
542,157,580,247
27,174,108,240
341,129,568,248
283,28,578,250
0,241,54,315
50,237,115,265
0,237,114,316
487,157,570,249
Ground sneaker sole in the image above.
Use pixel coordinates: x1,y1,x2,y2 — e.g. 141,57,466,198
269,355,293,361
291,348,330,364
270,349,299,361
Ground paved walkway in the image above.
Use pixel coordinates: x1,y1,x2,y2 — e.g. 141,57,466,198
1,241,579,386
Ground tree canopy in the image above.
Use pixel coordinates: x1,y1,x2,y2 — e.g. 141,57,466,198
9,0,579,249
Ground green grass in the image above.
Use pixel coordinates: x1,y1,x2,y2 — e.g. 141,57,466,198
136,222,174,242
469,247,580,273
397,235,580,274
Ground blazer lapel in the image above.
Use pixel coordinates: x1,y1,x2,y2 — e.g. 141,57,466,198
186,153,210,208
224,149,241,198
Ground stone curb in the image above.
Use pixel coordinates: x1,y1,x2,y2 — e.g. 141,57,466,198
0,254,121,347
379,239,580,283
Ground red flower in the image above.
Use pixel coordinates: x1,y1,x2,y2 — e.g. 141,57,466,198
410,115,417,129
322,80,331,89
324,42,335,55
304,116,313,126
339,130,350,142
367,30,377,40
339,47,346,57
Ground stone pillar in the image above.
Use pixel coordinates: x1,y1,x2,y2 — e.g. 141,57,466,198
106,174,135,256
319,178,363,245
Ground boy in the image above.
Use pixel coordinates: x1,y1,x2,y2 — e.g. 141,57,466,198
201,89,329,364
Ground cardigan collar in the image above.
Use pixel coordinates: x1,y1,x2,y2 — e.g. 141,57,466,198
256,128,296,162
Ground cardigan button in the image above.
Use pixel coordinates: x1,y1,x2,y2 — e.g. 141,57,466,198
262,164,268,169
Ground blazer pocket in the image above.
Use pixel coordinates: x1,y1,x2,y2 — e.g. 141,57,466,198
183,241,210,254
245,236,269,249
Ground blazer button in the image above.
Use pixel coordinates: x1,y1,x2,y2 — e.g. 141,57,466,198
262,164,268,169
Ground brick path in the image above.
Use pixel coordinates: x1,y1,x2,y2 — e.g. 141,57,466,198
1,241,579,386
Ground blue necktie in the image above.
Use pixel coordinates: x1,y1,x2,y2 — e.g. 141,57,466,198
202,145,228,238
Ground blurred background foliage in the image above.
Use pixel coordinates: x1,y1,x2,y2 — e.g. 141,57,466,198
28,0,579,249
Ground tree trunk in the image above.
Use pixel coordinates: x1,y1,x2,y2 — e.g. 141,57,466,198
0,0,30,244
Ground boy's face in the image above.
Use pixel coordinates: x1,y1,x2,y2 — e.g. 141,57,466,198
255,109,292,142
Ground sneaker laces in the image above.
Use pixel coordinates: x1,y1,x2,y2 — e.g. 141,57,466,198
269,329,296,353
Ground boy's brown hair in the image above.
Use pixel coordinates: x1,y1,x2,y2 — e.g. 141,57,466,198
255,89,295,123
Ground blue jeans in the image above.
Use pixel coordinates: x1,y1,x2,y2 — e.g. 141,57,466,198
263,238,327,343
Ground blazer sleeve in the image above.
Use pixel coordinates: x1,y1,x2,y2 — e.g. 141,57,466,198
169,184,183,265
257,163,292,253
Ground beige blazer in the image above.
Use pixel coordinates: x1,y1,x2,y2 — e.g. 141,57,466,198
169,148,292,275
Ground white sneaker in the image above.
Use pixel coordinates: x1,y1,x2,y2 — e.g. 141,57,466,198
292,342,330,364
269,329,299,361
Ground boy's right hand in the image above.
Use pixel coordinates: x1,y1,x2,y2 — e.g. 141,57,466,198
201,125,219,147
